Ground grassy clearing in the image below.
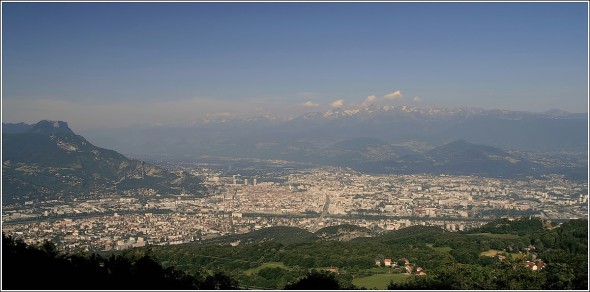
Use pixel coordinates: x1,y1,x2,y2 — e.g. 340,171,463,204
509,253,528,261
352,273,410,290
243,262,287,276
481,249,501,257
480,249,527,261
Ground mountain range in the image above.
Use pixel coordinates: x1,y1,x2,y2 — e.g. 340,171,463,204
2,120,205,204
2,106,587,202
74,106,586,179
81,106,587,156
358,139,540,177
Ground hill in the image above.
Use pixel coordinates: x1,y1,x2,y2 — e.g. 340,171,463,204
367,139,540,178
202,226,318,246
464,217,548,235
2,120,205,204
139,218,586,289
315,224,375,241
3,218,587,289
332,137,388,152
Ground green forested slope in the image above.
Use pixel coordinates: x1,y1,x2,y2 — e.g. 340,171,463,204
2,218,587,290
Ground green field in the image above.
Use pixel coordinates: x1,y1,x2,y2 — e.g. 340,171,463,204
481,249,501,257
352,273,410,290
243,262,288,276
480,249,527,261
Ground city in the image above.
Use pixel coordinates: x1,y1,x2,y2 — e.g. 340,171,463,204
3,162,587,252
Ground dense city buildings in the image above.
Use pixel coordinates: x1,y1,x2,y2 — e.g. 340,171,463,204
3,164,587,253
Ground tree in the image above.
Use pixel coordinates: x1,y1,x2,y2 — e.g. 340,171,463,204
40,240,59,258
543,263,575,290
201,271,240,289
284,270,341,290
1,233,238,290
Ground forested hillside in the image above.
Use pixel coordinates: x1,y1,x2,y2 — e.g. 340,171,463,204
2,217,587,290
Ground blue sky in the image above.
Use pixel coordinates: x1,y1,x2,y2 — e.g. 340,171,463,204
2,2,588,130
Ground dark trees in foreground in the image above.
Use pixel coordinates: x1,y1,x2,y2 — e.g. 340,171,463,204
1,233,238,290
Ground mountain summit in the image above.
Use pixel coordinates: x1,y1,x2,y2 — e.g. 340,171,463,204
30,120,74,134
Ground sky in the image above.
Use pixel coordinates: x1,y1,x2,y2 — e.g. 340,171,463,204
2,1,588,130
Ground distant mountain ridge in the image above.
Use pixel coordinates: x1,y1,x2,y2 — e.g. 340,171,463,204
368,139,539,177
4,105,587,181
2,120,205,204
80,106,587,159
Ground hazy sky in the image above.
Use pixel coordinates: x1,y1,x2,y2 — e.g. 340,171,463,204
2,1,588,130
